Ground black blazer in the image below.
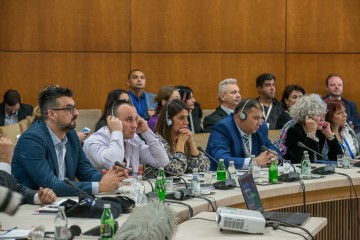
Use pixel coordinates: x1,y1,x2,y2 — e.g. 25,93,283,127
0,170,37,204
0,102,33,126
203,106,228,133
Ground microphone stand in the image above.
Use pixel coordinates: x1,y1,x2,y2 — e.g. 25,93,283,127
197,146,236,189
261,146,300,182
297,142,335,175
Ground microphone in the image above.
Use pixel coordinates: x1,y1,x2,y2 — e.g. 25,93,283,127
114,161,154,192
297,142,335,175
166,188,193,200
347,130,360,168
68,225,82,240
197,146,236,190
63,178,102,208
261,146,300,182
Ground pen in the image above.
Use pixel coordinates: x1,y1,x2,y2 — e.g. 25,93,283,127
0,226,18,235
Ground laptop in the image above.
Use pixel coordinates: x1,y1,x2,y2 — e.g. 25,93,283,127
238,172,310,226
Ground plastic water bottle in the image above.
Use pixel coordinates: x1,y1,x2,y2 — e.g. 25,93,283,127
217,159,227,181
268,158,278,184
191,168,201,194
132,175,147,206
100,204,115,240
158,167,167,189
228,161,236,180
54,206,68,240
301,152,311,179
155,176,166,201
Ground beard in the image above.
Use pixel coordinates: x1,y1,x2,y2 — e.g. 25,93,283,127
57,118,77,132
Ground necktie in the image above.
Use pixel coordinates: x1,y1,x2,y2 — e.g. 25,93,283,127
243,135,251,157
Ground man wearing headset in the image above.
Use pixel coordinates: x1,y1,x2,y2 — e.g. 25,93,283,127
83,100,169,173
206,98,279,171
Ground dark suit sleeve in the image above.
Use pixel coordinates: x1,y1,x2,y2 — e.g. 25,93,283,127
0,170,36,204
203,115,217,133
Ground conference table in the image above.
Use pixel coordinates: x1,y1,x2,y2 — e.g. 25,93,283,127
1,164,359,239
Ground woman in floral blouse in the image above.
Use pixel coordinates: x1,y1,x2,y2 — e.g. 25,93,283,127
146,99,209,177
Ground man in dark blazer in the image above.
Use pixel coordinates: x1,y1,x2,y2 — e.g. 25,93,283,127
12,86,129,197
323,74,360,135
0,137,56,204
203,78,241,132
0,89,33,126
206,99,279,171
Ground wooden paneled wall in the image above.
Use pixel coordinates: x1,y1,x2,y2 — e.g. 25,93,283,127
1,0,360,110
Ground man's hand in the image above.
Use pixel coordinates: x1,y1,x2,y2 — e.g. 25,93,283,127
99,165,129,193
107,115,123,133
38,187,57,204
136,116,149,133
0,137,14,165
255,151,279,167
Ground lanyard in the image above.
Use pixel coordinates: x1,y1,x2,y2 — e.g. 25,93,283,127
339,135,354,159
260,101,273,122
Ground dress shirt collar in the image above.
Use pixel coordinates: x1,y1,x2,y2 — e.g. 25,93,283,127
220,105,234,115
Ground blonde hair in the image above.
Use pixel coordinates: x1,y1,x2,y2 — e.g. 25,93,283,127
289,94,327,123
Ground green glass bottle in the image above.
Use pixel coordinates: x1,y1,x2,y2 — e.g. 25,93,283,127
268,158,278,184
217,159,227,181
155,176,166,201
100,203,115,240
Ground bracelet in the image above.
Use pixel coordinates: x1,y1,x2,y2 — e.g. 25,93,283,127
306,133,319,142
327,133,336,141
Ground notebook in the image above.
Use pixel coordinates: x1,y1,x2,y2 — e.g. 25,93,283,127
238,172,309,226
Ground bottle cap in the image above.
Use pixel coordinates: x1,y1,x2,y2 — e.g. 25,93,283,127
219,159,224,162
58,206,65,211
193,168,198,172
159,167,164,170
104,203,111,208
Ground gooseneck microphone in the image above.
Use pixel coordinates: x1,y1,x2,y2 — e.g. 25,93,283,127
114,161,154,191
297,142,335,175
261,146,300,182
197,146,236,189
348,130,360,167
63,178,102,208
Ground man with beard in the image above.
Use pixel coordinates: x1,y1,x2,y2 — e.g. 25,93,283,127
127,69,157,120
255,73,283,130
11,86,128,197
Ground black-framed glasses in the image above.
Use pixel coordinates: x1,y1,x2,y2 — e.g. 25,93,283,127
50,105,77,114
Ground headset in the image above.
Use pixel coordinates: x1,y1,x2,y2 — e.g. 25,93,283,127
165,100,173,127
239,99,251,120
110,99,130,117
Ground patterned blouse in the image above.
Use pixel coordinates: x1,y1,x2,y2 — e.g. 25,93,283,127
144,134,210,179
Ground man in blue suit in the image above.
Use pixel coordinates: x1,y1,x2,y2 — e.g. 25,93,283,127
206,98,279,171
127,69,157,120
12,86,128,197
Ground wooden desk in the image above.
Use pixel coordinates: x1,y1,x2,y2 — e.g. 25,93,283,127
175,212,327,239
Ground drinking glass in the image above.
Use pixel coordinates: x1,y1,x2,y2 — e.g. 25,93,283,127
337,154,344,167
204,171,213,185
30,225,45,240
342,156,352,169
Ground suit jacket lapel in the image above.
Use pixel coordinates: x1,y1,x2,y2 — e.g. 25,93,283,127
39,121,60,177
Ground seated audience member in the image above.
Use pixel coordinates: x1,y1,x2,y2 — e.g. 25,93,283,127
283,94,342,163
206,99,279,171
176,85,203,133
323,74,360,136
148,86,180,131
276,84,305,129
203,78,241,133
127,69,157,120
146,99,209,177
95,89,130,131
12,86,128,197
0,137,57,204
0,89,33,126
255,73,283,130
323,99,359,158
83,100,169,172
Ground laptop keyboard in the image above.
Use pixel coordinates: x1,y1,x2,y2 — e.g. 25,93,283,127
264,211,293,222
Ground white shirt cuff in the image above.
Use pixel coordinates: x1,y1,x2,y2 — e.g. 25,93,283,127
92,182,99,194
34,193,41,205
241,157,251,169
0,162,11,174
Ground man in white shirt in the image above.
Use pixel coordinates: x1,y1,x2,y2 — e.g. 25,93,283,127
83,100,169,173
203,78,241,132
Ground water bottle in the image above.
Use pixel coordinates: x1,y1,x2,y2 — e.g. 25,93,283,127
249,155,260,178
217,159,226,181
132,175,147,206
158,167,167,189
228,161,236,180
155,176,166,201
100,204,115,240
54,206,68,240
268,158,278,184
301,152,311,179
191,168,201,194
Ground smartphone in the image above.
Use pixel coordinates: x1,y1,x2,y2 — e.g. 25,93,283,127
80,127,91,133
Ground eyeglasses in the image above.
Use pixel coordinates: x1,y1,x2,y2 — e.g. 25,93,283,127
50,105,77,114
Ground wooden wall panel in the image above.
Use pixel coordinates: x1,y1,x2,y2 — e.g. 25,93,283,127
0,53,130,109
0,0,130,51
131,0,286,52
286,54,360,110
287,0,360,52
131,53,285,109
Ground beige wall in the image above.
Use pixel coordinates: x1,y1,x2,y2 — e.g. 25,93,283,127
1,0,360,110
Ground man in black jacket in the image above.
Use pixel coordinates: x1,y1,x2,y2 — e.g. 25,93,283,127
203,78,241,132
0,89,33,126
0,137,56,204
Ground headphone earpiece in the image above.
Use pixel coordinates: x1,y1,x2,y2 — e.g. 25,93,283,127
239,99,251,121
166,100,173,127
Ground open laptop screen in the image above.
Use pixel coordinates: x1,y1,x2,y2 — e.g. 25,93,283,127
238,173,264,212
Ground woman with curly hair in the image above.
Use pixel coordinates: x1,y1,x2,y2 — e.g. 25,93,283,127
283,94,342,163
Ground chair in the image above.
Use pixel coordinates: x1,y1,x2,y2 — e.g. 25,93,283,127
0,124,22,144
193,133,210,150
75,109,102,134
